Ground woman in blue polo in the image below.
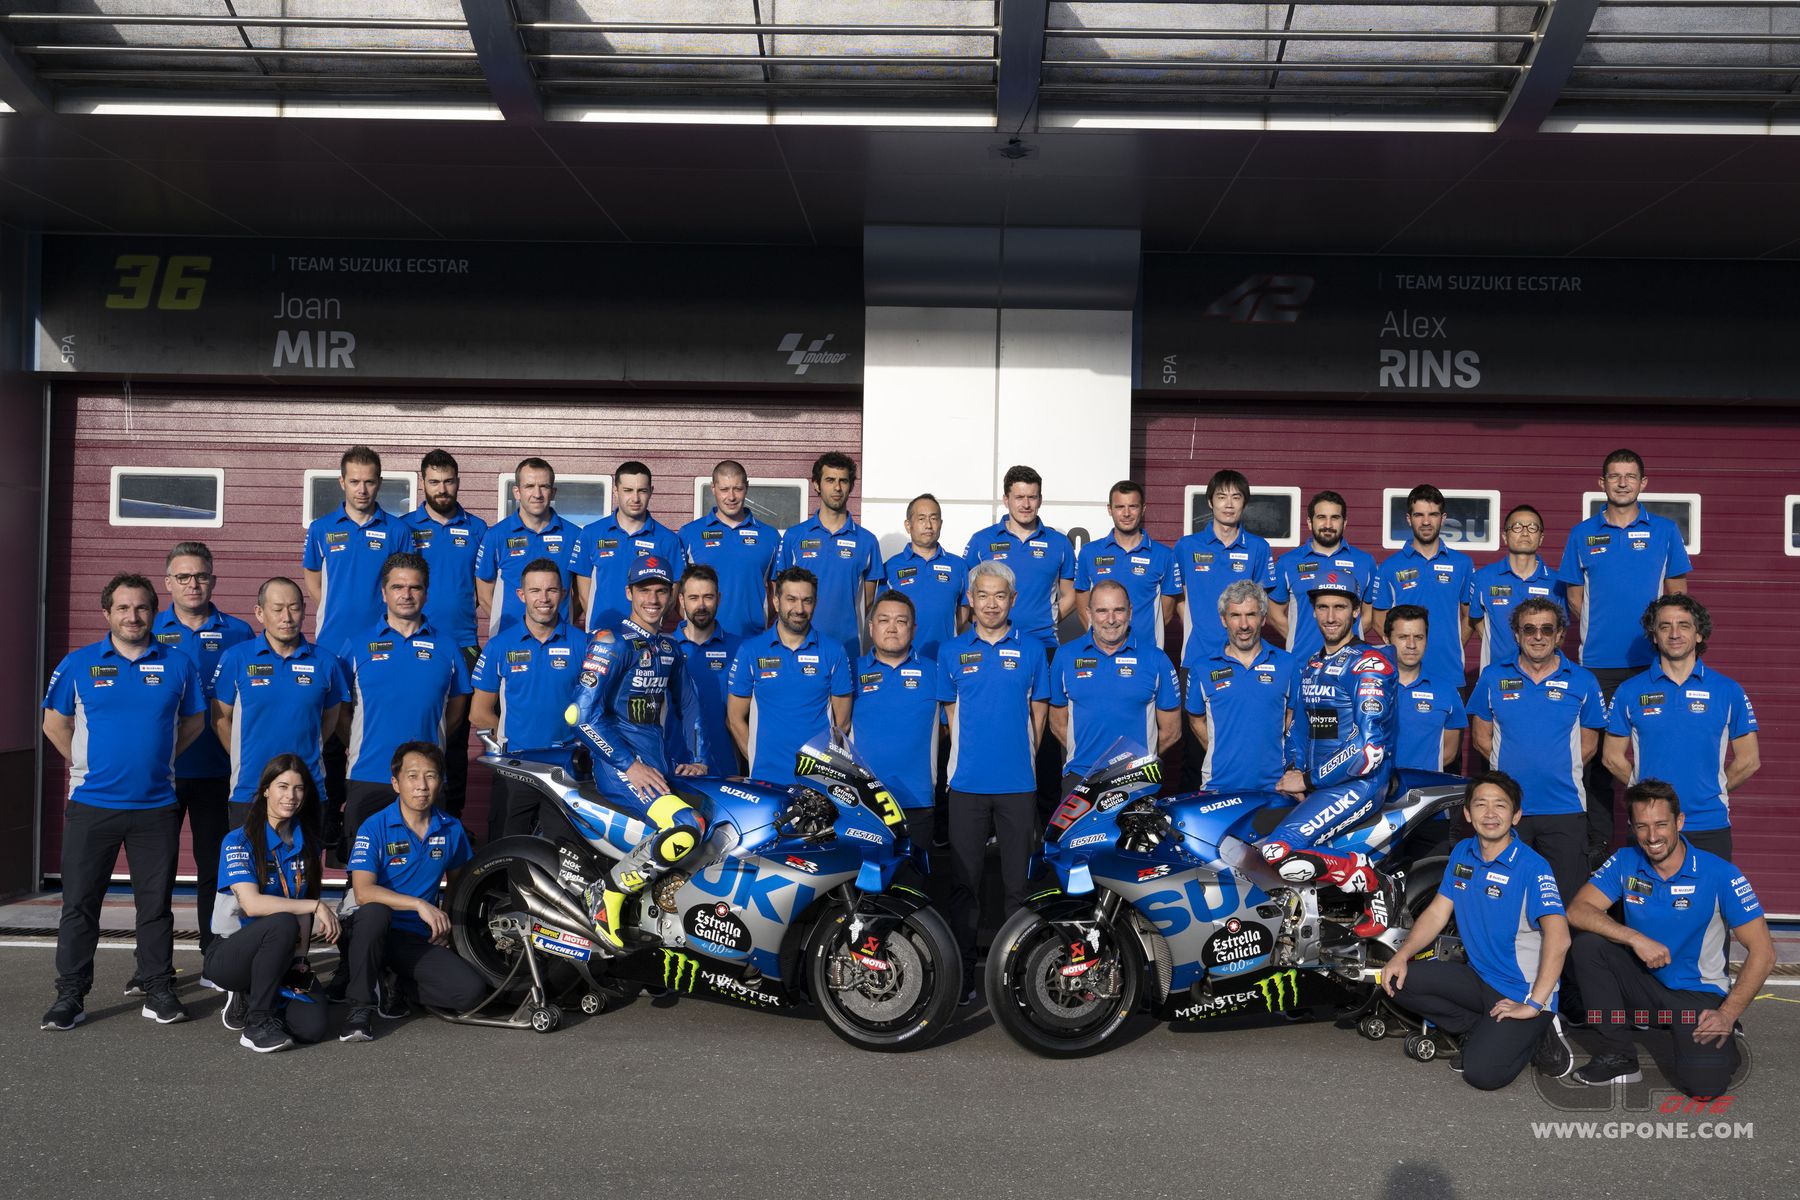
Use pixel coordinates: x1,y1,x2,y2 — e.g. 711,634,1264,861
208,753,339,1052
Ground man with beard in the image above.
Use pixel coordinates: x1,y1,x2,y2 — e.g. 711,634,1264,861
1269,490,1377,661
1371,485,1474,688
727,567,854,786
674,563,742,777
1073,480,1181,652
777,452,883,662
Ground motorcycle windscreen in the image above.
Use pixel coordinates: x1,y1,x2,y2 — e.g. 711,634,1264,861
794,734,907,835
1045,738,1164,844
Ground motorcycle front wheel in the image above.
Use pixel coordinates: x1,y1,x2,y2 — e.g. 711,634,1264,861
986,905,1144,1058
806,903,961,1052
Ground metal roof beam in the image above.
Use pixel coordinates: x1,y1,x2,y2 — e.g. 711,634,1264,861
1496,0,1602,134
461,1,542,123
998,0,1047,133
0,21,50,113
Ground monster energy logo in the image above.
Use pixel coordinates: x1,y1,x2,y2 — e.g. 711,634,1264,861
1142,762,1162,784
627,696,660,725
661,949,700,993
1257,969,1299,1012
796,755,820,777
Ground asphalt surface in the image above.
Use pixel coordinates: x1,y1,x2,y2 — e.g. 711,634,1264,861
2,942,1795,1200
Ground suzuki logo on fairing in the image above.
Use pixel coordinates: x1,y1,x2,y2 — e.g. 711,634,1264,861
690,860,819,922
1258,969,1300,1012
661,949,701,993
777,333,850,375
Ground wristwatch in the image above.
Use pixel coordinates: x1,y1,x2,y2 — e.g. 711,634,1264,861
1525,997,1544,1012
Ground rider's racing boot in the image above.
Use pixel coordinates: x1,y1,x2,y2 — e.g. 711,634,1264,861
582,864,649,954
1346,868,1400,939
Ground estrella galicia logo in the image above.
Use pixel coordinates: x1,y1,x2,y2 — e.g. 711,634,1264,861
1202,274,1315,325
661,948,701,993
1257,969,1299,1012
776,332,850,376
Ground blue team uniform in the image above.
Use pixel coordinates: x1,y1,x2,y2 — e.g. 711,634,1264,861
471,620,585,751
1184,643,1295,792
1074,532,1182,651
303,504,400,656
346,801,473,938
1558,508,1692,669
1174,523,1277,672
679,509,779,640
1606,661,1757,832
152,606,254,779
1445,835,1567,1009
1587,843,1762,995
675,622,741,777
963,520,1077,653
212,636,349,805
1375,542,1474,686
938,625,1051,794
726,626,854,786
216,824,310,932
340,620,473,785
850,649,940,811
1468,556,1564,672
43,638,206,809
401,506,489,651
1272,641,1397,849
1049,633,1180,781
884,544,968,660
1466,657,1608,817
1394,669,1467,773
1269,543,1377,662
778,513,884,661
573,514,684,634
474,509,579,636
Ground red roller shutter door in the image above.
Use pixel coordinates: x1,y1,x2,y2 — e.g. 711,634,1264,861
45,384,861,881
1136,400,1800,917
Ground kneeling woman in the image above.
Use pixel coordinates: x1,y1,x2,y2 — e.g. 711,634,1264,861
208,754,339,1052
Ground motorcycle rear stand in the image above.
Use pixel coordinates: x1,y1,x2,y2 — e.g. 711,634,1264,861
429,935,608,1034
1344,990,1460,1064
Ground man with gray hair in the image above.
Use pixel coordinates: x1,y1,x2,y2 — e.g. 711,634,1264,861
153,541,253,972
1184,579,1296,793
1049,579,1180,795
937,558,1050,1003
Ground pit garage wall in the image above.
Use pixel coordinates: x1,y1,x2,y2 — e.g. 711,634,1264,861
0,226,43,900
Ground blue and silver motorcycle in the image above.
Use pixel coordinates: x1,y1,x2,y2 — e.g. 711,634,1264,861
986,741,1463,1057
447,733,960,1050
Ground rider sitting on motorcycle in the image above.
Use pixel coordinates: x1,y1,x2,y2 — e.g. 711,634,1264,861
1260,581,1401,938
567,556,710,952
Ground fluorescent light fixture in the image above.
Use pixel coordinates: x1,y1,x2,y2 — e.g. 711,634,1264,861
771,110,994,128
561,107,769,125
1542,117,1773,136
65,99,501,121
0,102,13,114
557,105,993,128
1063,113,1493,133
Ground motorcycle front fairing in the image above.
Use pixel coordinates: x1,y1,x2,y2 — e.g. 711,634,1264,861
1039,742,1180,895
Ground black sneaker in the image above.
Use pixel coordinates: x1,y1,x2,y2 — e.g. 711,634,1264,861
1574,1054,1643,1086
325,971,350,1004
220,991,250,1032
40,993,85,1031
375,977,410,1020
1447,1052,1465,1074
123,975,145,997
958,986,978,1008
240,1018,295,1054
1534,1018,1575,1079
339,1007,375,1043
141,985,190,1024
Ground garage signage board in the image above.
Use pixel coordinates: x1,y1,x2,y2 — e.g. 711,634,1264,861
1141,255,1800,401
36,237,863,386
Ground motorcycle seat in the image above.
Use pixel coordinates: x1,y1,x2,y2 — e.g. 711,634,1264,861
1246,773,1411,838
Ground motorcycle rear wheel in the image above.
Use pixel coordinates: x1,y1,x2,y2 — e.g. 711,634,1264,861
986,906,1144,1058
448,837,583,1003
806,904,960,1052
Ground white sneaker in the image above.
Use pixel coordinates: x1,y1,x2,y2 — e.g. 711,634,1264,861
197,975,225,993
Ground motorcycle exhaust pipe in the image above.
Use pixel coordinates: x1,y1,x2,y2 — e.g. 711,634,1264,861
511,888,599,943
511,860,596,933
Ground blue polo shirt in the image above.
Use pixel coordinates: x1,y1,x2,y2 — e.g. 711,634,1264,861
212,635,350,805
1606,660,1757,832
938,625,1051,794
152,605,254,779
1589,841,1762,995
347,801,474,938
474,508,579,636
400,505,489,650
1183,643,1295,792
573,513,684,634
1049,633,1180,781
1074,532,1183,651
778,513,884,661
963,520,1077,652
303,504,401,656
43,637,206,810
1445,835,1565,1009
1375,542,1474,686
1269,543,1377,662
217,823,310,930
675,622,741,777
851,649,940,811
1395,669,1467,773
679,509,779,640
1469,556,1565,671
1174,524,1277,672
884,544,968,660
1558,507,1692,669
726,625,854,786
341,619,474,784
1467,656,1607,816
471,619,585,752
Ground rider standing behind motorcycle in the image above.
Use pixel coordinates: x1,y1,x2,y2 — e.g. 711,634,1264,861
1260,581,1401,938
566,556,711,953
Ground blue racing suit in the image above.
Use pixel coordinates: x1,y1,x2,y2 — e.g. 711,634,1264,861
1268,639,1397,851
571,618,709,906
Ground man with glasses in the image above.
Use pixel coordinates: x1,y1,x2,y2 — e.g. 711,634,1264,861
1469,504,1565,674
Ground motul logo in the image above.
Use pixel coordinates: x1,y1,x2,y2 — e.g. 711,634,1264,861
777,332,850,375
1203,275,1315,324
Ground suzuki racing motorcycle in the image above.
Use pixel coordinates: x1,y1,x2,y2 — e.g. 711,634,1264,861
448,734,961,1050
986,741,1464,1057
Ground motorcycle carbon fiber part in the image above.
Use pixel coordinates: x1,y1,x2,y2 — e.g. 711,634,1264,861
1128,908,1173,1002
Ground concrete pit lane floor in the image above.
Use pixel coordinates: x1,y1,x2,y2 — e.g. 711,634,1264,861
1,942,1795,1200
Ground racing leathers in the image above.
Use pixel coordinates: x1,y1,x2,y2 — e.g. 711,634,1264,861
1259,638,1400,936
569,617,709,951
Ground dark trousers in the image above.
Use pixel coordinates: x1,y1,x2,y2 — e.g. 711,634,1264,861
1518,813,1591,904
176,775,230,953
1685,827,1733,862
342,902,488,1013
441,645,479,818
1394,959,1553,1091
323,731,348,837
344,781,397,854
947,788,1036,975
1584,667,1636,862
201,913,330,1041
55,802,181,995
1570,932,1742,1097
